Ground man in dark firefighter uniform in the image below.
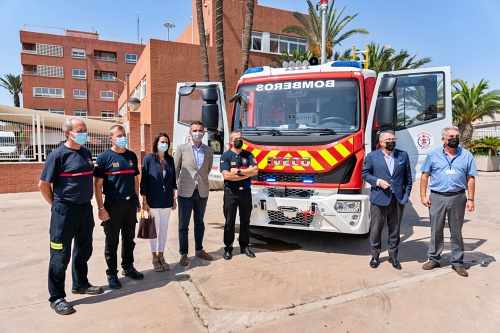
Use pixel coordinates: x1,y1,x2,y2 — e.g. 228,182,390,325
39,117,103,315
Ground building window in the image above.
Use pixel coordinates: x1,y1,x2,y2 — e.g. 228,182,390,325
72,48,86,59
100,91,115,101
250,32,262,51
37,65,64,78
125,53,137,63
35,108,65,115
141,77,147,100
36,44,63,57
101,111,115,118
119,103,127,116
269,34,307,54
74,110,87,117
102,72,116,81
72,69,86,79
33,87,64,98
73,89,87,99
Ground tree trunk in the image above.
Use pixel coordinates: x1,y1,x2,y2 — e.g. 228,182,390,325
458,122,474,148
241,0,255,74
14,92,20,107
215,0,226,98
196,0,210,82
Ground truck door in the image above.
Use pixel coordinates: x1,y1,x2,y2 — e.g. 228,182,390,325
365,67,452,180
172,82,229,188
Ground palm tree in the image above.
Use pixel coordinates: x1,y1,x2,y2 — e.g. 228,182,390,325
452,79,500,147
271,49,313,68
471,136,500,156
195,0,210,81
282,0,368,61
215,0,226,98
0,74,22,107
241,0,255,74
357,42,432,74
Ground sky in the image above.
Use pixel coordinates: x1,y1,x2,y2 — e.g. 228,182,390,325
1,0,499,107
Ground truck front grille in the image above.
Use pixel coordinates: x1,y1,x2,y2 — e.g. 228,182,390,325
267,210,313,225
257,172,324,183
267,188,314,198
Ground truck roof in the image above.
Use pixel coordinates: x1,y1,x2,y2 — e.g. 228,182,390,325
238,61,377,84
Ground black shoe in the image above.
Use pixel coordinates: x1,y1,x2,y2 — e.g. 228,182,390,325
122,266,144,280
240,247,256,258
388,258,402,270
370,257,380,268
50,298,76,315
71,284,104,295
223,251,233,260
108,275,122,290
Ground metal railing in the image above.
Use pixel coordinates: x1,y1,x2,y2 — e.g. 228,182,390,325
473,130,500,140
94,56,117,62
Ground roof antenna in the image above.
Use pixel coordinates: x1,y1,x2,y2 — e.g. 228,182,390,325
137,12,140,44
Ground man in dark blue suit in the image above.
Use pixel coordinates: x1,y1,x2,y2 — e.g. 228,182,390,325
362,130,412,269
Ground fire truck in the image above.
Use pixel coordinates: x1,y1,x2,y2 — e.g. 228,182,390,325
173,60,452,235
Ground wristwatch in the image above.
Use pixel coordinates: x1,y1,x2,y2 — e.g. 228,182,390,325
237,169,241,174
467,198,474,202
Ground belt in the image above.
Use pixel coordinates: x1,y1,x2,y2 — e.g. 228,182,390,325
431,189,465,197
226,186,249,191
114,196,133,200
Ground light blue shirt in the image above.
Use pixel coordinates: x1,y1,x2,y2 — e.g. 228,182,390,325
191,143,205,169
420,146,478,192
376,150,395,186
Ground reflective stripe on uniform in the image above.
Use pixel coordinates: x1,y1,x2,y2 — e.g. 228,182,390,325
59,171,94,177
104,170,136,175
50,242,63,250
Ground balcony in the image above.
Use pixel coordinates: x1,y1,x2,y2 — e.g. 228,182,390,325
94,76,116,81
93,56,116,62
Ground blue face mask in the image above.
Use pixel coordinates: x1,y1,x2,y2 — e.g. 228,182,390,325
115,137,128,148
158,143,169,152
71,132,88,145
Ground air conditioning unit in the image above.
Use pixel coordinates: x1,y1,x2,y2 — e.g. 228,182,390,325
86,51,92,55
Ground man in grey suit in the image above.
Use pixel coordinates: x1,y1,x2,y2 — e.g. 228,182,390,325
362,130,412,270
174,121,214,266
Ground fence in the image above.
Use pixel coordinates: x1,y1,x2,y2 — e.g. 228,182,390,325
0,113,121,162
473,130,500,140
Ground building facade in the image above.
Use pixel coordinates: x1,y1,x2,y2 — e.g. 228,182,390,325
20,27,145,118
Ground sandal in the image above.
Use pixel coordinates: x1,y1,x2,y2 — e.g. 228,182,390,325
152,258,163,272
158,256,170,271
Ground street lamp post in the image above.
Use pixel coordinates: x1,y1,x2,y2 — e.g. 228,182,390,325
164,22,175,41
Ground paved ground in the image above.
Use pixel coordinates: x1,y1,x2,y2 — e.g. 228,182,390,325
1,172,499,333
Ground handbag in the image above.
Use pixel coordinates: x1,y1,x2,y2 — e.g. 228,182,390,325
137,209,157,239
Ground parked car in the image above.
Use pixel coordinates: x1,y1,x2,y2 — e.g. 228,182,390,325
0,131,18,161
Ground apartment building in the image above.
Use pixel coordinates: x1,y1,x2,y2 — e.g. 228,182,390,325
20,26,145,118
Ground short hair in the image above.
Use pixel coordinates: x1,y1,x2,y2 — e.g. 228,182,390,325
230,130,242,140
62,116,85,133
442,126,459,138
379,130,395,142
109,124,125,136
152,132,171,156
190,121,204,129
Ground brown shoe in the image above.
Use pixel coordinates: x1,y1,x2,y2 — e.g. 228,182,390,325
195,250,213,261
179,254,189,266
422,261,440,270
452,266,469,277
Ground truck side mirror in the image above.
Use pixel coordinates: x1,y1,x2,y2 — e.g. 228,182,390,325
201,85,219,131
376,74,397,130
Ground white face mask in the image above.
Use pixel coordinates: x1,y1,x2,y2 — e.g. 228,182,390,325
191,131,204,142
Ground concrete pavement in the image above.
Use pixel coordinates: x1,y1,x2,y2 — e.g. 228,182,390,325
1,172,499,332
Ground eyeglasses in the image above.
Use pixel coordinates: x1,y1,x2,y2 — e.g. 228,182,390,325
446,136,459,139
384,138,397,142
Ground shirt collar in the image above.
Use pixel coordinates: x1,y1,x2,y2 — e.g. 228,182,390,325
191,142,204,150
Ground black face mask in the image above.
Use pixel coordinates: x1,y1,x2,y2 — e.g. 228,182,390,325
233,139,243,149
385,141,396,151
447,138,459,149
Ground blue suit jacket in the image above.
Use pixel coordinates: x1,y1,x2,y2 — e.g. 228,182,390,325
362,148,412,206
140,153,177,208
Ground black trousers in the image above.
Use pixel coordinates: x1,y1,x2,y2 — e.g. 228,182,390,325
223,187,252,252
48,201,94,302
102,199,137,276
369,194,405,260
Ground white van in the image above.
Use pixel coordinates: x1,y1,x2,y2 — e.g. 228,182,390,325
0,131,18,160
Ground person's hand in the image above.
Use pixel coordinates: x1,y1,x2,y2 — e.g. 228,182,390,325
142,202,150,213
98,208,110,221
466,200,475,212
379,180,391,189
172,198,177,211
230,168,238,174
421,196,431,207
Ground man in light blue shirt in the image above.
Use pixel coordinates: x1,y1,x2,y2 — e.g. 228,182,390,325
420,126,477,277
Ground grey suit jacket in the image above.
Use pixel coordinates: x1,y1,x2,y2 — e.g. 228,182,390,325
174,142,214,198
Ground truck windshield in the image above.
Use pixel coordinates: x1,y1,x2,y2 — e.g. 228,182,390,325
233,79,360,135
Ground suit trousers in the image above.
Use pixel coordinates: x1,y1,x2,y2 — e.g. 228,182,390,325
48,200,94,302
102,199,137,276
428,192,467,266
177,190,208,255
369,194,405,260
223,187,252,252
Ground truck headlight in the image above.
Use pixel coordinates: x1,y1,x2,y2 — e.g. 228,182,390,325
335,200,361,213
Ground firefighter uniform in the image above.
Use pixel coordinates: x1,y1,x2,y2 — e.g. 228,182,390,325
220,149,257,252
40,145,95,303
94,148,140,276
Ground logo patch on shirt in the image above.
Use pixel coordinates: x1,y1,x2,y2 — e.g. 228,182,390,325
242,158,247,165
128,159,134,167
86,157,93,166
112,162,120,168
230,162,236,165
